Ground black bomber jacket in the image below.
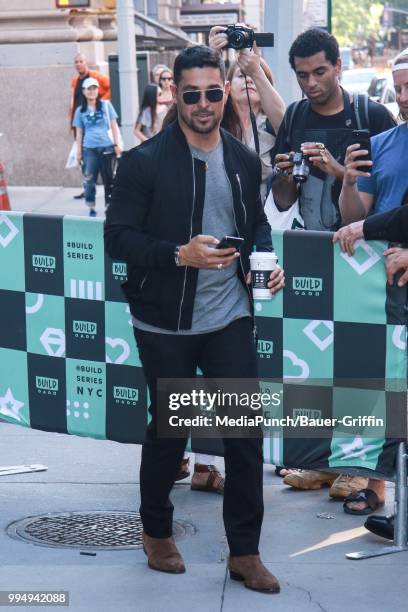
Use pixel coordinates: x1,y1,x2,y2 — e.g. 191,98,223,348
104,120,273,331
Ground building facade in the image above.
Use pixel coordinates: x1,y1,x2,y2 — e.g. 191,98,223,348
0,0,185,186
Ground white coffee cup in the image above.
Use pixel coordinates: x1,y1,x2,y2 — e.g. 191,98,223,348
249,251,278,300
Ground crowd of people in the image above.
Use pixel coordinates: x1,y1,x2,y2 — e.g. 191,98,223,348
69,26,408,592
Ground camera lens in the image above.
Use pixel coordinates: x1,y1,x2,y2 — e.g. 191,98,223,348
229,32,246,49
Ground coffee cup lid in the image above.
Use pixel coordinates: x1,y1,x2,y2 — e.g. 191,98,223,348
250,251,278,259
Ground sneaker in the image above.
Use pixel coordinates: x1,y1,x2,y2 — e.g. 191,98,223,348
283,469,337,490
89,208,97,217
329,474,369,499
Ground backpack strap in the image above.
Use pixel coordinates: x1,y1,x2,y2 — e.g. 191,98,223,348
352,92,370,132
284,99,308,148
265,118,276,138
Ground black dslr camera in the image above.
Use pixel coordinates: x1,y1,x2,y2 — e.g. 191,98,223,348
290,152,310,184
225,25,274,50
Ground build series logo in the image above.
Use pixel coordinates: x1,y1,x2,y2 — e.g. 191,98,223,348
257,339,273,359
32,254,56,274
73,320,97,339
35,376,58,395
112,262,128,281
113,386,139,405
292,277,323,297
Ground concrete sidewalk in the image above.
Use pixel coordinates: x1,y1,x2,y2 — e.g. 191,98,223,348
7,186,106,218
1,188,407,611
0,420,404,612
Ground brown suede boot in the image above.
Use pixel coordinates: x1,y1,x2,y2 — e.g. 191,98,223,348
143,532,186,574
228,555,280,593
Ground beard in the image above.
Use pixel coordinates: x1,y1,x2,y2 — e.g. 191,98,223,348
178,107,221,134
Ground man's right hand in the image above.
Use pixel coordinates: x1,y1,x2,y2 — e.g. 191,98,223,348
343,144,373,186
273,153,295,182
179,235,239,269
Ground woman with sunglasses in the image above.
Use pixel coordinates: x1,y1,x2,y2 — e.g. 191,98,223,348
73,77,122,216
157,69,174,108
209,26,285,200
134,84,167,143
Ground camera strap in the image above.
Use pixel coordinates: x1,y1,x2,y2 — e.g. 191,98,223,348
244,74,260,155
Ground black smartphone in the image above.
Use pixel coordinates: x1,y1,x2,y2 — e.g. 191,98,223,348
350,129,372,164
216,236,244,250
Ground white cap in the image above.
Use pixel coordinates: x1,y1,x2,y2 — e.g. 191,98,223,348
82,77,99,89
392,48,408,72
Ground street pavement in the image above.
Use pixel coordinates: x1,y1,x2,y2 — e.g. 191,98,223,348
0,187,406,612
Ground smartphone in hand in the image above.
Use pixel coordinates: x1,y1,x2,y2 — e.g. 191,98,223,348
350,129,372,164
216,236,245,250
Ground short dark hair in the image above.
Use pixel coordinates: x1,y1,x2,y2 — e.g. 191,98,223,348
289,28,340,70
173,45,225,86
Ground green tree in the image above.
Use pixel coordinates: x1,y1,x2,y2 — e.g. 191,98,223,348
332,0,385,46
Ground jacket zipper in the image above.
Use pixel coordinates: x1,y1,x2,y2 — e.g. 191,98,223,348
177,154,196,330
226,172,257,343
235,173,247,225
140,273,148,291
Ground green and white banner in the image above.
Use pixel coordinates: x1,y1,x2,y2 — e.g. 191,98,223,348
0,212,406,478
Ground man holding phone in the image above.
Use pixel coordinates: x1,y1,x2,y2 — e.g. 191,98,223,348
332,49,408,516
105,46,284,592
339,49,408,225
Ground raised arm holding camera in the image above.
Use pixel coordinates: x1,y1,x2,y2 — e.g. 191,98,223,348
209,24,285,200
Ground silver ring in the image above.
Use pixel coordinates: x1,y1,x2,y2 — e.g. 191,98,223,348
217,263,223,270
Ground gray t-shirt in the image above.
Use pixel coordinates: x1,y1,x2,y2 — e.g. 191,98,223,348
133,139,250,334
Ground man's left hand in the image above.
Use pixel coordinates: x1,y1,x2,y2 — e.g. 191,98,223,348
301,142,344,180
268,265,285,295
384,247,408,286
246,265,285,296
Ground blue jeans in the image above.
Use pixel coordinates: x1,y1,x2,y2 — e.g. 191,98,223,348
82,146,114,207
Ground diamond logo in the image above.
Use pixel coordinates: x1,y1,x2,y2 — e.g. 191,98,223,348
340,240,381,275
303,320,334,351
40,328,66,357
0,214,19,248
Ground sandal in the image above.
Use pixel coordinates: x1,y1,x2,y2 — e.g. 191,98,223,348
275,466,293,478
174,457,190,482
343,488,384,515
191,464,224,495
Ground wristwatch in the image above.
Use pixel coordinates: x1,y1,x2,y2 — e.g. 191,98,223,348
174,245,181,266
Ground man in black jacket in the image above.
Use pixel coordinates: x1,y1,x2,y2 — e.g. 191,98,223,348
105,46,284,592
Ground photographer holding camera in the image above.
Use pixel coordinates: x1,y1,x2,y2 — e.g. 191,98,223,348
271,29,395,232
209,24,285,200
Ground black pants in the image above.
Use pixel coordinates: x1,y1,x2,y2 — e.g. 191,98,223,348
133,317,264,556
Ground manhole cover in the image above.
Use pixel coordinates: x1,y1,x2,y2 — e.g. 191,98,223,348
7,511,195,550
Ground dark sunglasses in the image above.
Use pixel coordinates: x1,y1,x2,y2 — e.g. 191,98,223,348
182,88,224,105
160,76,173,81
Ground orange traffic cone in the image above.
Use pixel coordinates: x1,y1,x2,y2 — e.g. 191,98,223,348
0,161,11,211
